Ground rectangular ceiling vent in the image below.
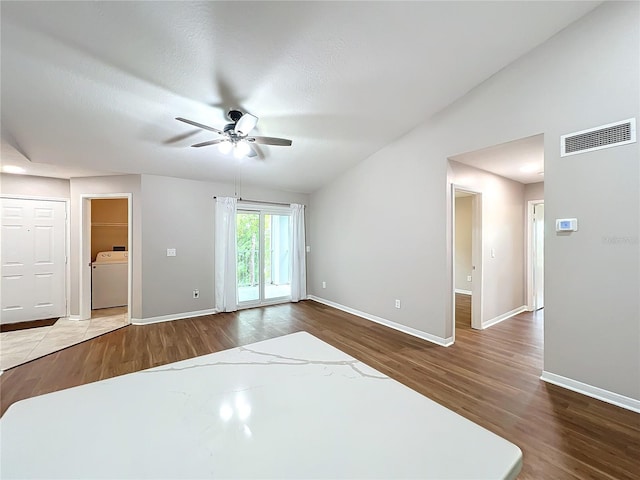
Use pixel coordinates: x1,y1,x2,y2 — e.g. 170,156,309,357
561,118,636,157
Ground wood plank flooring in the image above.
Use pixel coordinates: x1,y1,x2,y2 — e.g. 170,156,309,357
456,292,472,328
1,300,638,479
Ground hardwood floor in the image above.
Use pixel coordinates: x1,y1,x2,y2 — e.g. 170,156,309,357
1,300,638,479
455,292,472,329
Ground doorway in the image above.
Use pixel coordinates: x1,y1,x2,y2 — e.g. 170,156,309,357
452,186,483,332
79,193,132,323
454,191,473,328
236,206,292,306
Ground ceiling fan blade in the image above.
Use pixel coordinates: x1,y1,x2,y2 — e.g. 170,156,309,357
191,139,226,148
176,117,223,135
235,113,258,136
247,136,292,146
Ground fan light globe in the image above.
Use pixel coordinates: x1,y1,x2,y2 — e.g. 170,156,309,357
218,141,232,154
234,141,251,159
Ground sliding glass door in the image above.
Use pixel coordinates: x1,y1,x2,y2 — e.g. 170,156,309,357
236,208,291,305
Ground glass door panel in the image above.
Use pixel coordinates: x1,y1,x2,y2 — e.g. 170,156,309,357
236,211,260,303
264,214,291,300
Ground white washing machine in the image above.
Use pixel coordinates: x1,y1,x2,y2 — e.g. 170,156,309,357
92,251,128,309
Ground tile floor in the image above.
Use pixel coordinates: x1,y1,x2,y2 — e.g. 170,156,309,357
0,307,128,371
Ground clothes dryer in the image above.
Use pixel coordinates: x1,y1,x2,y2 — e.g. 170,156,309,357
91,251,128,309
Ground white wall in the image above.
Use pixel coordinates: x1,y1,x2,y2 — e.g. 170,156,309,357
1,173,70,198
454,195,472,292
138,174,308,320
308,2,639,400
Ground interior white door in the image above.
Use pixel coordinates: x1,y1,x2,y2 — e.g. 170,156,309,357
1,198,66,324
533,203,544,310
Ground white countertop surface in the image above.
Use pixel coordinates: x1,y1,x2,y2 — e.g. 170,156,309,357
0,331,522,479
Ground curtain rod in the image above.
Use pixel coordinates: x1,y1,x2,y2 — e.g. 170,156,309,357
213,196,303,207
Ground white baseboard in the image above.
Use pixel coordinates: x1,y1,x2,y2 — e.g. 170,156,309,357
131,308,217,325
541,371,640,413
308,295,453,347
482,305,527,329
455,289,472,295
68,315,82,321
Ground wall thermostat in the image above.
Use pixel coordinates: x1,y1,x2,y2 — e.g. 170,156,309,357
555,218,578,232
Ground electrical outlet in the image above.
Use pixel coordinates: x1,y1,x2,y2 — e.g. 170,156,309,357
322,281,326,289
167,248,176,257
395,299,401,309
193,289,199,299
467,275,472,282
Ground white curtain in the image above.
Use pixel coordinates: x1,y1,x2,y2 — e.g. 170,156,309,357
215,197,238,312
290,203,307,302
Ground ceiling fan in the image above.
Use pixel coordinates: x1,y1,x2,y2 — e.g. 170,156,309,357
175,110,292,158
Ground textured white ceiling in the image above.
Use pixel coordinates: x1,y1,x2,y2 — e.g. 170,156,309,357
1,1,598,192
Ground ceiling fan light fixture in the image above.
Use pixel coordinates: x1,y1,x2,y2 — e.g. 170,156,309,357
175,110,291,156
218,141,233,154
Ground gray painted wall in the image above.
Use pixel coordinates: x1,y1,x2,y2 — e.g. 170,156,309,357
308,2,639,400
140,175,215,319
139,174,308,319
308,143,448,336
1,173,70,198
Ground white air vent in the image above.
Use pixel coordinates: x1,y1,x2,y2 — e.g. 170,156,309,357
561,118,636,157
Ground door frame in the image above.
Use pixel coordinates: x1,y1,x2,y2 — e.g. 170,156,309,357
451,185,483,335
79,193,132,322
0,194,71,319
526,199,544,311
